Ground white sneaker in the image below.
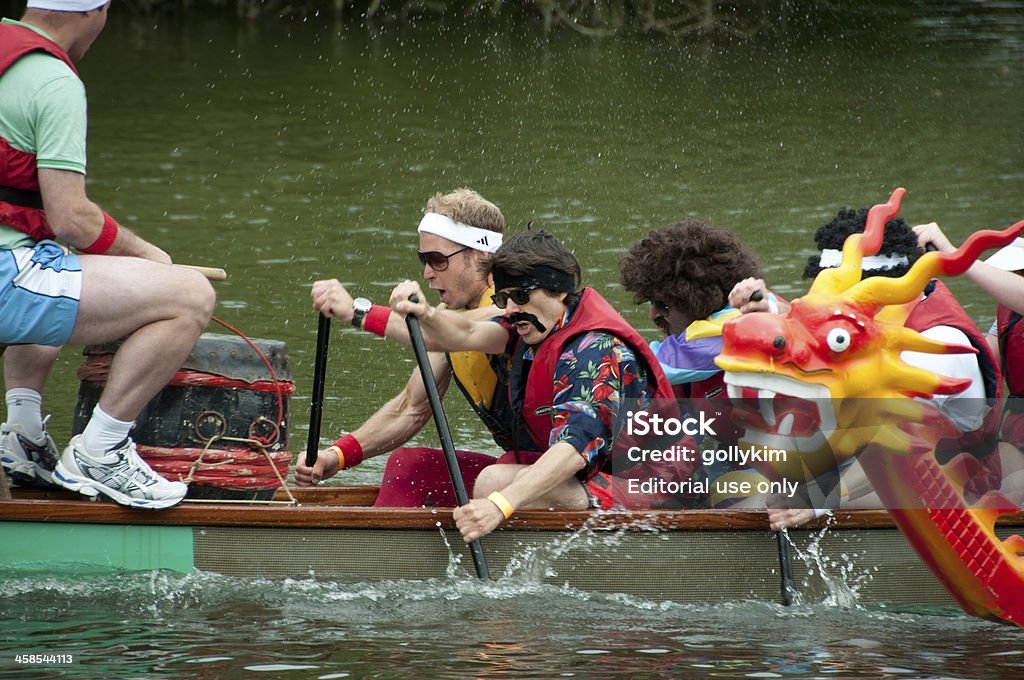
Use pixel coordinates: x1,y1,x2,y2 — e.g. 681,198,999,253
53,435,187,510
0,420,60,487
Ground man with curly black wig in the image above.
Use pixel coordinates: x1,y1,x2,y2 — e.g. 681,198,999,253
619,219,762,400
802,207,923,280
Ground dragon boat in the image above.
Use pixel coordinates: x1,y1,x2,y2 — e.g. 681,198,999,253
3,484,1024,609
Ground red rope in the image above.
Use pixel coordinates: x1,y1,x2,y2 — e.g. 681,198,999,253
210,316,287,445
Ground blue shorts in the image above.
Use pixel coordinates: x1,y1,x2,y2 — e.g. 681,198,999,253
0,241,82,346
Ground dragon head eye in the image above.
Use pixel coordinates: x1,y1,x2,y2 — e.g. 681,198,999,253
826,328,852,353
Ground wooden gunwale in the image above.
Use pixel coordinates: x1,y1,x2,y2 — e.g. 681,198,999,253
3,486,1023,532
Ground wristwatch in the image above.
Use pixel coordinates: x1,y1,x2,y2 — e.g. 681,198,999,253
351,298,372,329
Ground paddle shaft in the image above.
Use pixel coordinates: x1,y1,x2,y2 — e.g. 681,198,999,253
405,298,491,580
750,289,796,605
176,264,227,281
777,530,796,606
305,314,332,468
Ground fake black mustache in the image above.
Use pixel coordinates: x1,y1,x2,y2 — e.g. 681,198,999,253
507,312,547,333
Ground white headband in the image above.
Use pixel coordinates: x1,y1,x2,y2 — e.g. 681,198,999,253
26,0,108,10
819,248,909,271
417,212,502,254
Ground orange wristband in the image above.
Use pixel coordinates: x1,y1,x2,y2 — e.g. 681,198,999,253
487,491,515,519
327,445,345,470
331,433,363,469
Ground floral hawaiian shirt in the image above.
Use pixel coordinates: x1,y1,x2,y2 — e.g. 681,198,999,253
501,305,654,471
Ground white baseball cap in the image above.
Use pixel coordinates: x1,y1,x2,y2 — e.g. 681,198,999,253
26,0,109,11
985,237,1024,272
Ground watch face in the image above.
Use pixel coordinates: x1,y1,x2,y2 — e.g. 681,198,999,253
352,298,372,327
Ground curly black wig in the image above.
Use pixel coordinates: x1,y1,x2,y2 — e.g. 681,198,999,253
802,207,923,280
619,220,762,322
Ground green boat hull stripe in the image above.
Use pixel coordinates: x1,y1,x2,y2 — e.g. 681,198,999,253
0,521,194,573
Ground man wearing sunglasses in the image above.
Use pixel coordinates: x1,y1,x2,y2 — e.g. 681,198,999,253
296,189,549,505
620,220,763,401
618,220,766,508
391,230,677,543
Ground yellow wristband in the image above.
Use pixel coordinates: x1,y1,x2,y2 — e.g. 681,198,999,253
328,445,345,470
487,491,515,519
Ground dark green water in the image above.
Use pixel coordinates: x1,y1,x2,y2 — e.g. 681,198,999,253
3,2,1024,676
2,566,1023,678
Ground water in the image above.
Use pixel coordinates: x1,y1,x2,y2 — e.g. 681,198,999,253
1,549,1023,679
3,1,1024,676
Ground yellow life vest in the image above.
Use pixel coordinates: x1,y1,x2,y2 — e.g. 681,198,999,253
448,285,498,409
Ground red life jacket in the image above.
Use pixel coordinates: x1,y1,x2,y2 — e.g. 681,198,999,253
511,288,676,474
0,23,78,242
997,303,1024,397
905,279,1002,460
681,372,725,400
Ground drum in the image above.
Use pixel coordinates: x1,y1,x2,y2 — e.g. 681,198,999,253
73,333,295,500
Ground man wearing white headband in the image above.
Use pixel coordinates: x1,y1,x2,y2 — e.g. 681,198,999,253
296,189,530,508
0,1,216,508
388,229,674,542
728,204,1003,528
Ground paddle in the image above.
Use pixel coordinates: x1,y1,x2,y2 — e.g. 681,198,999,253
305,314,332,468
776,529,796,606
176,264,228,281
404,295,491,580
749,289,797,606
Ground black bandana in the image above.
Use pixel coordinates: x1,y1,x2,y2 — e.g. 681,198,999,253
492,265,576,295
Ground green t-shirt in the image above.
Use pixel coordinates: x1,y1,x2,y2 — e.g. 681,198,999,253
0,18,88,248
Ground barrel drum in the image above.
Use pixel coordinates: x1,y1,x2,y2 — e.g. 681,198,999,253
73,333,295,500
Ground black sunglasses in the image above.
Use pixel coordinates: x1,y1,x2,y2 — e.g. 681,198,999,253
491,285,539,309
650,300,670,313
417,246,470,272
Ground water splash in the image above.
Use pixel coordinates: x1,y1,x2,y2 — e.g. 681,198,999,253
783,517,874,610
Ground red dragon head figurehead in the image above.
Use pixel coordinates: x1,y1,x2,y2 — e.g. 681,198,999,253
715,188,1024,474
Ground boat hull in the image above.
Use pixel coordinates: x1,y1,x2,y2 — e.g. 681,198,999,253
3,487,1022,607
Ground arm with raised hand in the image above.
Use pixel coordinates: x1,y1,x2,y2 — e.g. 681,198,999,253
390,280,508,354
728,277,790,315
915,222,1024,314
311,278,414,343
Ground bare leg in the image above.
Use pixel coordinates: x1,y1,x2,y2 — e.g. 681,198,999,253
3,345,61,393
69,255,215,421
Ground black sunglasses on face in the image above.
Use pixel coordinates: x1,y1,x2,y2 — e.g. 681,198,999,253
650,300,670,313
418,245,470,272
491,285,539,309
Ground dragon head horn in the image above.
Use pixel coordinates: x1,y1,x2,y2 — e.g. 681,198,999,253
808,188,906,297
849,219,1024,308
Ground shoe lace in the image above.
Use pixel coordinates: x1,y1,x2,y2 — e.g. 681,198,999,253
122,440,173,486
